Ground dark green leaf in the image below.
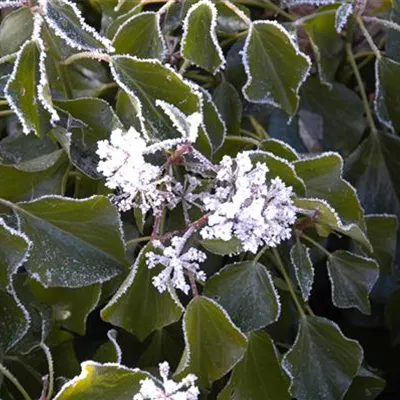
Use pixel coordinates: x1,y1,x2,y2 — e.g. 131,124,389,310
282,315,363,400
204,261,281,332
28,279,101,335
385,287,400,345
53,362,149,400
290,242,314,302
175,296,247,388
345,131,400,216
93,330,122,364
110,55,200,140
219,331,290,400
12,195,127,288
242,21,311,116
375,57,400,132
303,6,344,86
0,150,69,201
213,81,242,136
182,0,225,74
261,139,299,162
300,78,365,155
201,237,242,256
0,8,33,56
112,12,166,59
44,0,114,52
4,40,53,136
344,366,385,400
365,214,397,274
101,243,184,341
327,250,379,314
215,2,249,34
295,152,364,225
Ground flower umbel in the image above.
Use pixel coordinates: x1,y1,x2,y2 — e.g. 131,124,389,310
200,152,297,253
133,361,200,400
146,230,207,294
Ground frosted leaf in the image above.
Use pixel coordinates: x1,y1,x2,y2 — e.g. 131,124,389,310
200,152,297,253
335,3,353,33
290,242,314,301
181,0,226,74
134,361,199,400
43,0,114,52
155,99,202,143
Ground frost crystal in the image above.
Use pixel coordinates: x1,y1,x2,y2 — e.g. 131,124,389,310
146,231,207,294
200,152,297,253
134,361,199,400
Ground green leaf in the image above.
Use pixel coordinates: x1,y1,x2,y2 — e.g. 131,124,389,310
0,219,30,290
0,220,30,353
181,0,225,74
295,152,364,225
204,261,281,332
299,78,366,155
115,89,144,131
249,151,306,196
93,330,122,364
175,296,248,388
303,6,344,86
0,150,69,202
242,21,311,116
215,2,250,34
213,136,256,162
282,315,363,400
101,243,184,341
54,98,123,178
327,250,379,314
261,139,299,162
365,214,398,274
53,361,149,400
335,3,353,33
28,279,101,335
0,290,30,354
345,131,400,216
213,81,242,136
105,4,143,39
219,331,290,400
201,237,242,256
10,195,127,288
375,57,400,132
200,88,226,151
4,40,52,136
344,366,385,400
0,7,33,56
295,198,340,237
112,12,166,59
386,0,400,62
290,242,314,302
44,0,114,52
110,55,200,140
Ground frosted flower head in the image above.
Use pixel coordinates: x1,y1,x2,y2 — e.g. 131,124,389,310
146,233,207,294
200,152,297,253
133,361,199,400
96,127,178,215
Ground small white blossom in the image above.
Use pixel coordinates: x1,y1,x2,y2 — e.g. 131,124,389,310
134,361,199,400
200,152,297,253
146,231,206,294
96,127,176,215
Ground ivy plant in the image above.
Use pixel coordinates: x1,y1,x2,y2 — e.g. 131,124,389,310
0,0,399,399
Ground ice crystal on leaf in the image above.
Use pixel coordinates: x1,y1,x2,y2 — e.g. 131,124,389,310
200,152,297,253
146,231,207,295
134,361,199,400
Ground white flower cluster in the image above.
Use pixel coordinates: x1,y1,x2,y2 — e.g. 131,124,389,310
146,230,206,294
134,361,199,400
200,152,297,253
97,127,171,215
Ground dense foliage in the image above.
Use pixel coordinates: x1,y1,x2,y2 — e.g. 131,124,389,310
0,0,399,398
